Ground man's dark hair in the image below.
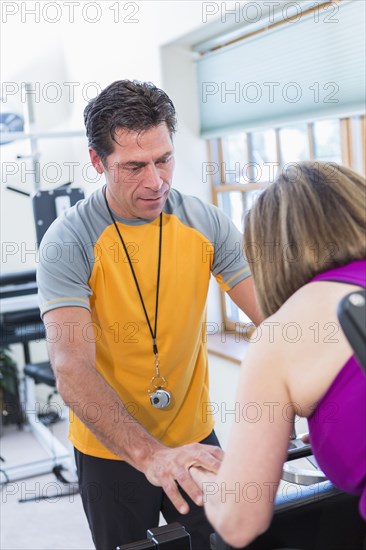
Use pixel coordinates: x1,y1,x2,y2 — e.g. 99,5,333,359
83,80,177,165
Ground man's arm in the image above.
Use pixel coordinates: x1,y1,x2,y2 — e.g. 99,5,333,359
45,306,223,514
227,276,263,326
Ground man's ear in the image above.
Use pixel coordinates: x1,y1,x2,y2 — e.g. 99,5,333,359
89,148,105,174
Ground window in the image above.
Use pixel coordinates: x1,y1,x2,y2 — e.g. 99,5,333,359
210,115,366,331
279,124,309,163
313,120,342,163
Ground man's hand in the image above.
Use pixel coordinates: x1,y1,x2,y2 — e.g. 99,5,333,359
142,443,224,514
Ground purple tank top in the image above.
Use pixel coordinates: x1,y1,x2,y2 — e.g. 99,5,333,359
307,260,366,521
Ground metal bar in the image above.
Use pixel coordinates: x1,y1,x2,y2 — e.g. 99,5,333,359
0,456,72,484
0,130,85,142
22,83,41,190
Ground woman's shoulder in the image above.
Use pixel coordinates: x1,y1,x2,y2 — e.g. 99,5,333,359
254,280,361,416
277,278,364,322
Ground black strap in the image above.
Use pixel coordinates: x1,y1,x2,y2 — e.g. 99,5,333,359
103,188,162,356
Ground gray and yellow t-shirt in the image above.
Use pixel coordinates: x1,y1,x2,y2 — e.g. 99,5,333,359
37,187,250,459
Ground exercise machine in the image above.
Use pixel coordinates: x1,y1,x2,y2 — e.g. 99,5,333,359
117,524,192,550
0,270,77,496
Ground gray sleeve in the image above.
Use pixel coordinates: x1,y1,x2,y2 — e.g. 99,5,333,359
37,214,93,318
168,191,251,291
209,204,251,291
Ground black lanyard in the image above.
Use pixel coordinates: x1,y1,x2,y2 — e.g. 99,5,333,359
103,187,162,356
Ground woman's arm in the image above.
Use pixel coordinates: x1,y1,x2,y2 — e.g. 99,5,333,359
191,280,357,548
192,331,294,548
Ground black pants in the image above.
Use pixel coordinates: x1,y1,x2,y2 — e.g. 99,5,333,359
74,431,220,550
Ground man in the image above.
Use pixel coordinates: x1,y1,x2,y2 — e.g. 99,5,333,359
37,80,260,550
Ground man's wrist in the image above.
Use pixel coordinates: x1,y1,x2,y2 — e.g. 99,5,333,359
129,436,165,471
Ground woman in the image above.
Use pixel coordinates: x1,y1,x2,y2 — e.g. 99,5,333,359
190,161,366,548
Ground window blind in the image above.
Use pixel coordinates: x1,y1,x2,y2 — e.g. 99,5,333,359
195,0,365,137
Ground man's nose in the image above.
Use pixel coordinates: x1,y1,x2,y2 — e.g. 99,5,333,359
144,163,163,190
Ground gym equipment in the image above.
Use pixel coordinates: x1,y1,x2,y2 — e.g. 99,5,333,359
32,184,84,244
1,83,84,190
0,112,24,145
282,426,326,486
117,523,192,549
3,82,85,238
1,85,85,493
338,289,366,372
0,270,78,497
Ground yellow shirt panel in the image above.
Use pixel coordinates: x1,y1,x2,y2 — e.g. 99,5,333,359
69,213,215,458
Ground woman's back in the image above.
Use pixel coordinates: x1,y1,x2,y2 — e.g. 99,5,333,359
306,260,366,519
271,260,366,519
268,268,364,419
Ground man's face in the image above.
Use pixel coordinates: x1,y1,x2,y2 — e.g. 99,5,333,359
90,123,175,220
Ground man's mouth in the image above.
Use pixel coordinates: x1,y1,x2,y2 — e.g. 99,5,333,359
140,196,164,202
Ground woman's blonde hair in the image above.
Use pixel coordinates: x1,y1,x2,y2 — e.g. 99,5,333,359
244,161,366,318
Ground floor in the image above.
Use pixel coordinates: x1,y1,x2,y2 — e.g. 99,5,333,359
0,419,94,550
0,353,309,550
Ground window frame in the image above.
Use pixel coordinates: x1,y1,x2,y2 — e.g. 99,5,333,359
209,115,366,332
